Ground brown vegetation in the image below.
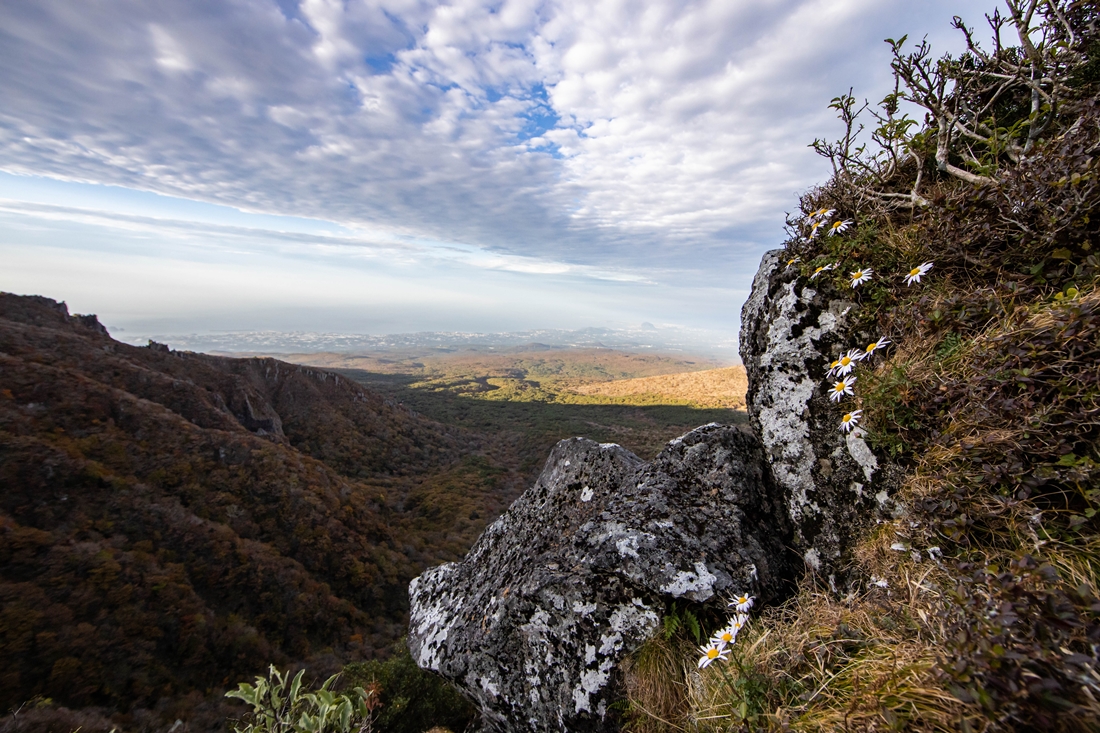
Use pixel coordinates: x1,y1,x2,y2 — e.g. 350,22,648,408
0,293,526,731
0,293,743,732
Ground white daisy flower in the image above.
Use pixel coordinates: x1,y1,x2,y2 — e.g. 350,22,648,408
860,337,890,360
810,263,835,280
835,349,862,376
825,358,841,378
786,257,801,269
828,219,853,236
840,409,863,433
697,642,730,668
905,261,934,286
809,207,835,220
808,221,824,239
849,267,873,288
728,594,755,613
710,623,739,648
829,375,856,402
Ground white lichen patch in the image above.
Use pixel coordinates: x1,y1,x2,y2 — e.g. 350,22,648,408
615,535,640,558
480,676,500,697
845,428,878,481
407,567,462,672
804,548,822,570
659,561,717,600
572,669,609,713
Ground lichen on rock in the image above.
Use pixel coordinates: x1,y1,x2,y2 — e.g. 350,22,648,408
408,425,792,731
740,248,901,588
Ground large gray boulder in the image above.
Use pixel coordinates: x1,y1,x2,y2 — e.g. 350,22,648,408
408,424,793,732
739,249,901,588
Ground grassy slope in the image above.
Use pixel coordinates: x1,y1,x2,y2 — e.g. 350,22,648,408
572,366,748,410
637,43,1100,733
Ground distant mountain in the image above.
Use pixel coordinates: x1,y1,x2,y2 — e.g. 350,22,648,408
0,293,522,730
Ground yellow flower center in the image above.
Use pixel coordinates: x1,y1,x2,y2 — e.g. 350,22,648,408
840,356,851,366
853,271,864,278
834,383,845,393
720,632,733,642
866,343,877,353
707,648,719,659
832,221,842,229
910,267,921,276
843,413,852,422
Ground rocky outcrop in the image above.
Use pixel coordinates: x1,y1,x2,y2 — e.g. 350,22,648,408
408,425,793,732
739,249,901,588
406,247,902,730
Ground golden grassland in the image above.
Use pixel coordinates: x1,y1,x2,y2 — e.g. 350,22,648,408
273,348,745,409
571,366,747,410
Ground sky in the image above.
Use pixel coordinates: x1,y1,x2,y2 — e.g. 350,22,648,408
0,0,987,352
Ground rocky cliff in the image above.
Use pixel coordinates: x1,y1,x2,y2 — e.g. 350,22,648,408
407,247,897,730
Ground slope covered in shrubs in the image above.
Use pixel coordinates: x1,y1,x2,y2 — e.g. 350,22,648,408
637,2,1100,730
0,293,522,731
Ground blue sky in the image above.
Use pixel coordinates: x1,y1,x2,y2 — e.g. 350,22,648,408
0,0,986,349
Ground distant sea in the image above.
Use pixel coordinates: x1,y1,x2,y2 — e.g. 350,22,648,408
118,325,740,362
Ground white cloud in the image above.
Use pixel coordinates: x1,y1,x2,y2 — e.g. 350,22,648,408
0,0,982,333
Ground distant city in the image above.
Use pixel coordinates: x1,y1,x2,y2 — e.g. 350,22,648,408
118,324,741,361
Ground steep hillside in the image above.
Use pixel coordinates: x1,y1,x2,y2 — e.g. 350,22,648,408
629,3,1100,731
0,294,521,730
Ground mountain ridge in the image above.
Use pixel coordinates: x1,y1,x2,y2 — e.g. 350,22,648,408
0,292,521,731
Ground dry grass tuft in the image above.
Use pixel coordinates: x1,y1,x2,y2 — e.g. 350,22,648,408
685,526,984,732
621,635,696,732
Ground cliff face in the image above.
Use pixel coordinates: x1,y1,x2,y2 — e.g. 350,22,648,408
406,248,896,731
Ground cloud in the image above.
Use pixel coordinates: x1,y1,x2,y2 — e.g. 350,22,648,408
0,0,977,287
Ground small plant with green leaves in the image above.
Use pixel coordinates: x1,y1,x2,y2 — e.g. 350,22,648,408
225,666,378,733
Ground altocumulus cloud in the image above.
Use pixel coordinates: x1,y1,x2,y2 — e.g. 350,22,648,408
1,0,972,288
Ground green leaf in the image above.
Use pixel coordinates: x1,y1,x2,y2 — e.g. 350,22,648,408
289,669,305,705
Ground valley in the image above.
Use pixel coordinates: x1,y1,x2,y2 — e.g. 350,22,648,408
0,293,746,732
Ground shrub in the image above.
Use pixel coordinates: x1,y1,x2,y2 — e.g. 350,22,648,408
340,641,476,733
225,667,378,733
